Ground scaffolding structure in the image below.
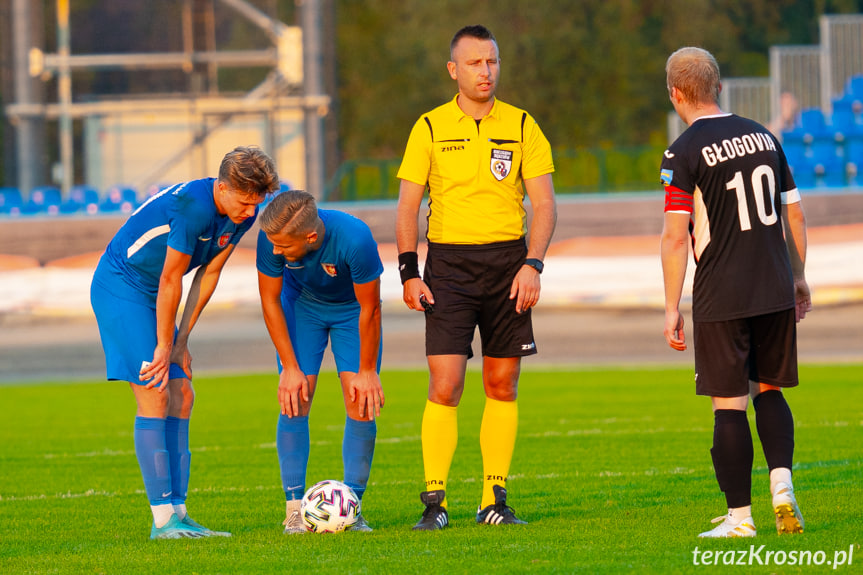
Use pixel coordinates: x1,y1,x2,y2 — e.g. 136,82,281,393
4,0,329,199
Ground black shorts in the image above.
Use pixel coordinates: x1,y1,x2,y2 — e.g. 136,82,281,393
693,308,798,398
423,239,537,359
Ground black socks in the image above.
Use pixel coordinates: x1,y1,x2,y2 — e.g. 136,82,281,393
753,389,795,471
711,409,753,508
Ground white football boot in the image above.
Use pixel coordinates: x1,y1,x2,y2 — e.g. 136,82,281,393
347,514,373,532
698,511,756,538
772,482,804,534
283,500,307,534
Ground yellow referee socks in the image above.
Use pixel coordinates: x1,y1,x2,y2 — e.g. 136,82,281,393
480,397,518,509
421,400,458,508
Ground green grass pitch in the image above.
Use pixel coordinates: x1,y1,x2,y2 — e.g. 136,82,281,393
1,365,861,574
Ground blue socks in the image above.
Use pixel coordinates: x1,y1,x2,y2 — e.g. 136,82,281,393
134,417,172,506
276,415,377,502
165,416,191,506
277,414,310,501
343,417,377,500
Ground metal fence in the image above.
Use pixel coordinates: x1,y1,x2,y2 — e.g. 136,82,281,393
668,13,863,146
771,45,822,116
821,14,863,110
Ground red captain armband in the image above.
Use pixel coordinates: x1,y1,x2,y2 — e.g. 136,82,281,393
664,185,694,213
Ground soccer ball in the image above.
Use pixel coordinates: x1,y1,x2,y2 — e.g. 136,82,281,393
300,480,361,533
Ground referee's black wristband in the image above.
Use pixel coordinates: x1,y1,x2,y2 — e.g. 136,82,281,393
398,251,421,285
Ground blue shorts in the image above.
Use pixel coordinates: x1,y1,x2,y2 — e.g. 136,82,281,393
278,296,382,376
91,277,187,385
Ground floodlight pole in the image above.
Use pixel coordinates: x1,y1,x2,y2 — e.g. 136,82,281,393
57,0,73,198
300,0,325,201
11,0,45,196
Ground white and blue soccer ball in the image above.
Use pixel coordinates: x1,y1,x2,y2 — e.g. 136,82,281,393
300,480,360,533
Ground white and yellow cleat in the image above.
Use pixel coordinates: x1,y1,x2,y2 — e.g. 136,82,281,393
772,482,804,534
698,513,757,538
283,500,307,534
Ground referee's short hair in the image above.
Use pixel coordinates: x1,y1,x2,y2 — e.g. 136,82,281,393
259,190,318,236
450,25,496,59
666,47,721,106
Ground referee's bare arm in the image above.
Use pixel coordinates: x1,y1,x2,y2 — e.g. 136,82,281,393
510,174,557,313
396,179,433,311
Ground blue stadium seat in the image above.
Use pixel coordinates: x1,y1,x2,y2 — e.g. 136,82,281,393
782,139,807,167
845,137,863,186
845,136,863,186
789,158,816,189
809,138,846,187
23,186,62,216
847,75,863,99
831,102,857,139
0,187,24,216
798,108,829,141
847,137,863,165
100,186,138,214
61,185,101,215
832,96,863,137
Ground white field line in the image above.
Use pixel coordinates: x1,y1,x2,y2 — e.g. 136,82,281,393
3,458,858,503
37,417,860,460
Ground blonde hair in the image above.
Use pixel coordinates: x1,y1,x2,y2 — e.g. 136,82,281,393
218,146,280,197
259,190,319,236
666,47,721,105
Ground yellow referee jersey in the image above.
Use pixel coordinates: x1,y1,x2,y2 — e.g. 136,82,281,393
397,95,554,244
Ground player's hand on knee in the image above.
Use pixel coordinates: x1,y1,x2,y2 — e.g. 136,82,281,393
349,371,385,421
278,368,309,417
170,344,193,380
141,346,172,392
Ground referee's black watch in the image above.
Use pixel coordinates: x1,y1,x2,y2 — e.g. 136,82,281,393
524,258,544,274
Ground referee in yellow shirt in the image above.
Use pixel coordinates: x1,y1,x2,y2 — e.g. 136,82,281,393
396,24,557,530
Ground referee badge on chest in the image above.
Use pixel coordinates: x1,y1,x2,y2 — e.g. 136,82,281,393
490,149,513,181
321,263,338,277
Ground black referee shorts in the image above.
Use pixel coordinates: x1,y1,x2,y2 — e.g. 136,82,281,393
693,308,799,398
423,239,537,359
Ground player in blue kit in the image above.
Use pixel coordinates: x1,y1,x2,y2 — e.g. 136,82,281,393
256,190,385,534
90,146,280,539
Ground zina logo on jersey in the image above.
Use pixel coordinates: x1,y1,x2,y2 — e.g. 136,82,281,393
321,263,338,277
217,233,231,248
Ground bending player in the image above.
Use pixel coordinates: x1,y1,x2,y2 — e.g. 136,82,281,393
91,146,280,539
256,190,385,533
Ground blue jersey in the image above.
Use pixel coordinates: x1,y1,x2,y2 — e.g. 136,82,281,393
256,209,383,305
94,178,256,305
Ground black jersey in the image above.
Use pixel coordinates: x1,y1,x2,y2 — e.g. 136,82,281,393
660,113,798,322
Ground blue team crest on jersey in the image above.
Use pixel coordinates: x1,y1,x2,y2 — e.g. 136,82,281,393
321,263,338,277
218,233,231,248
660,168,673,185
